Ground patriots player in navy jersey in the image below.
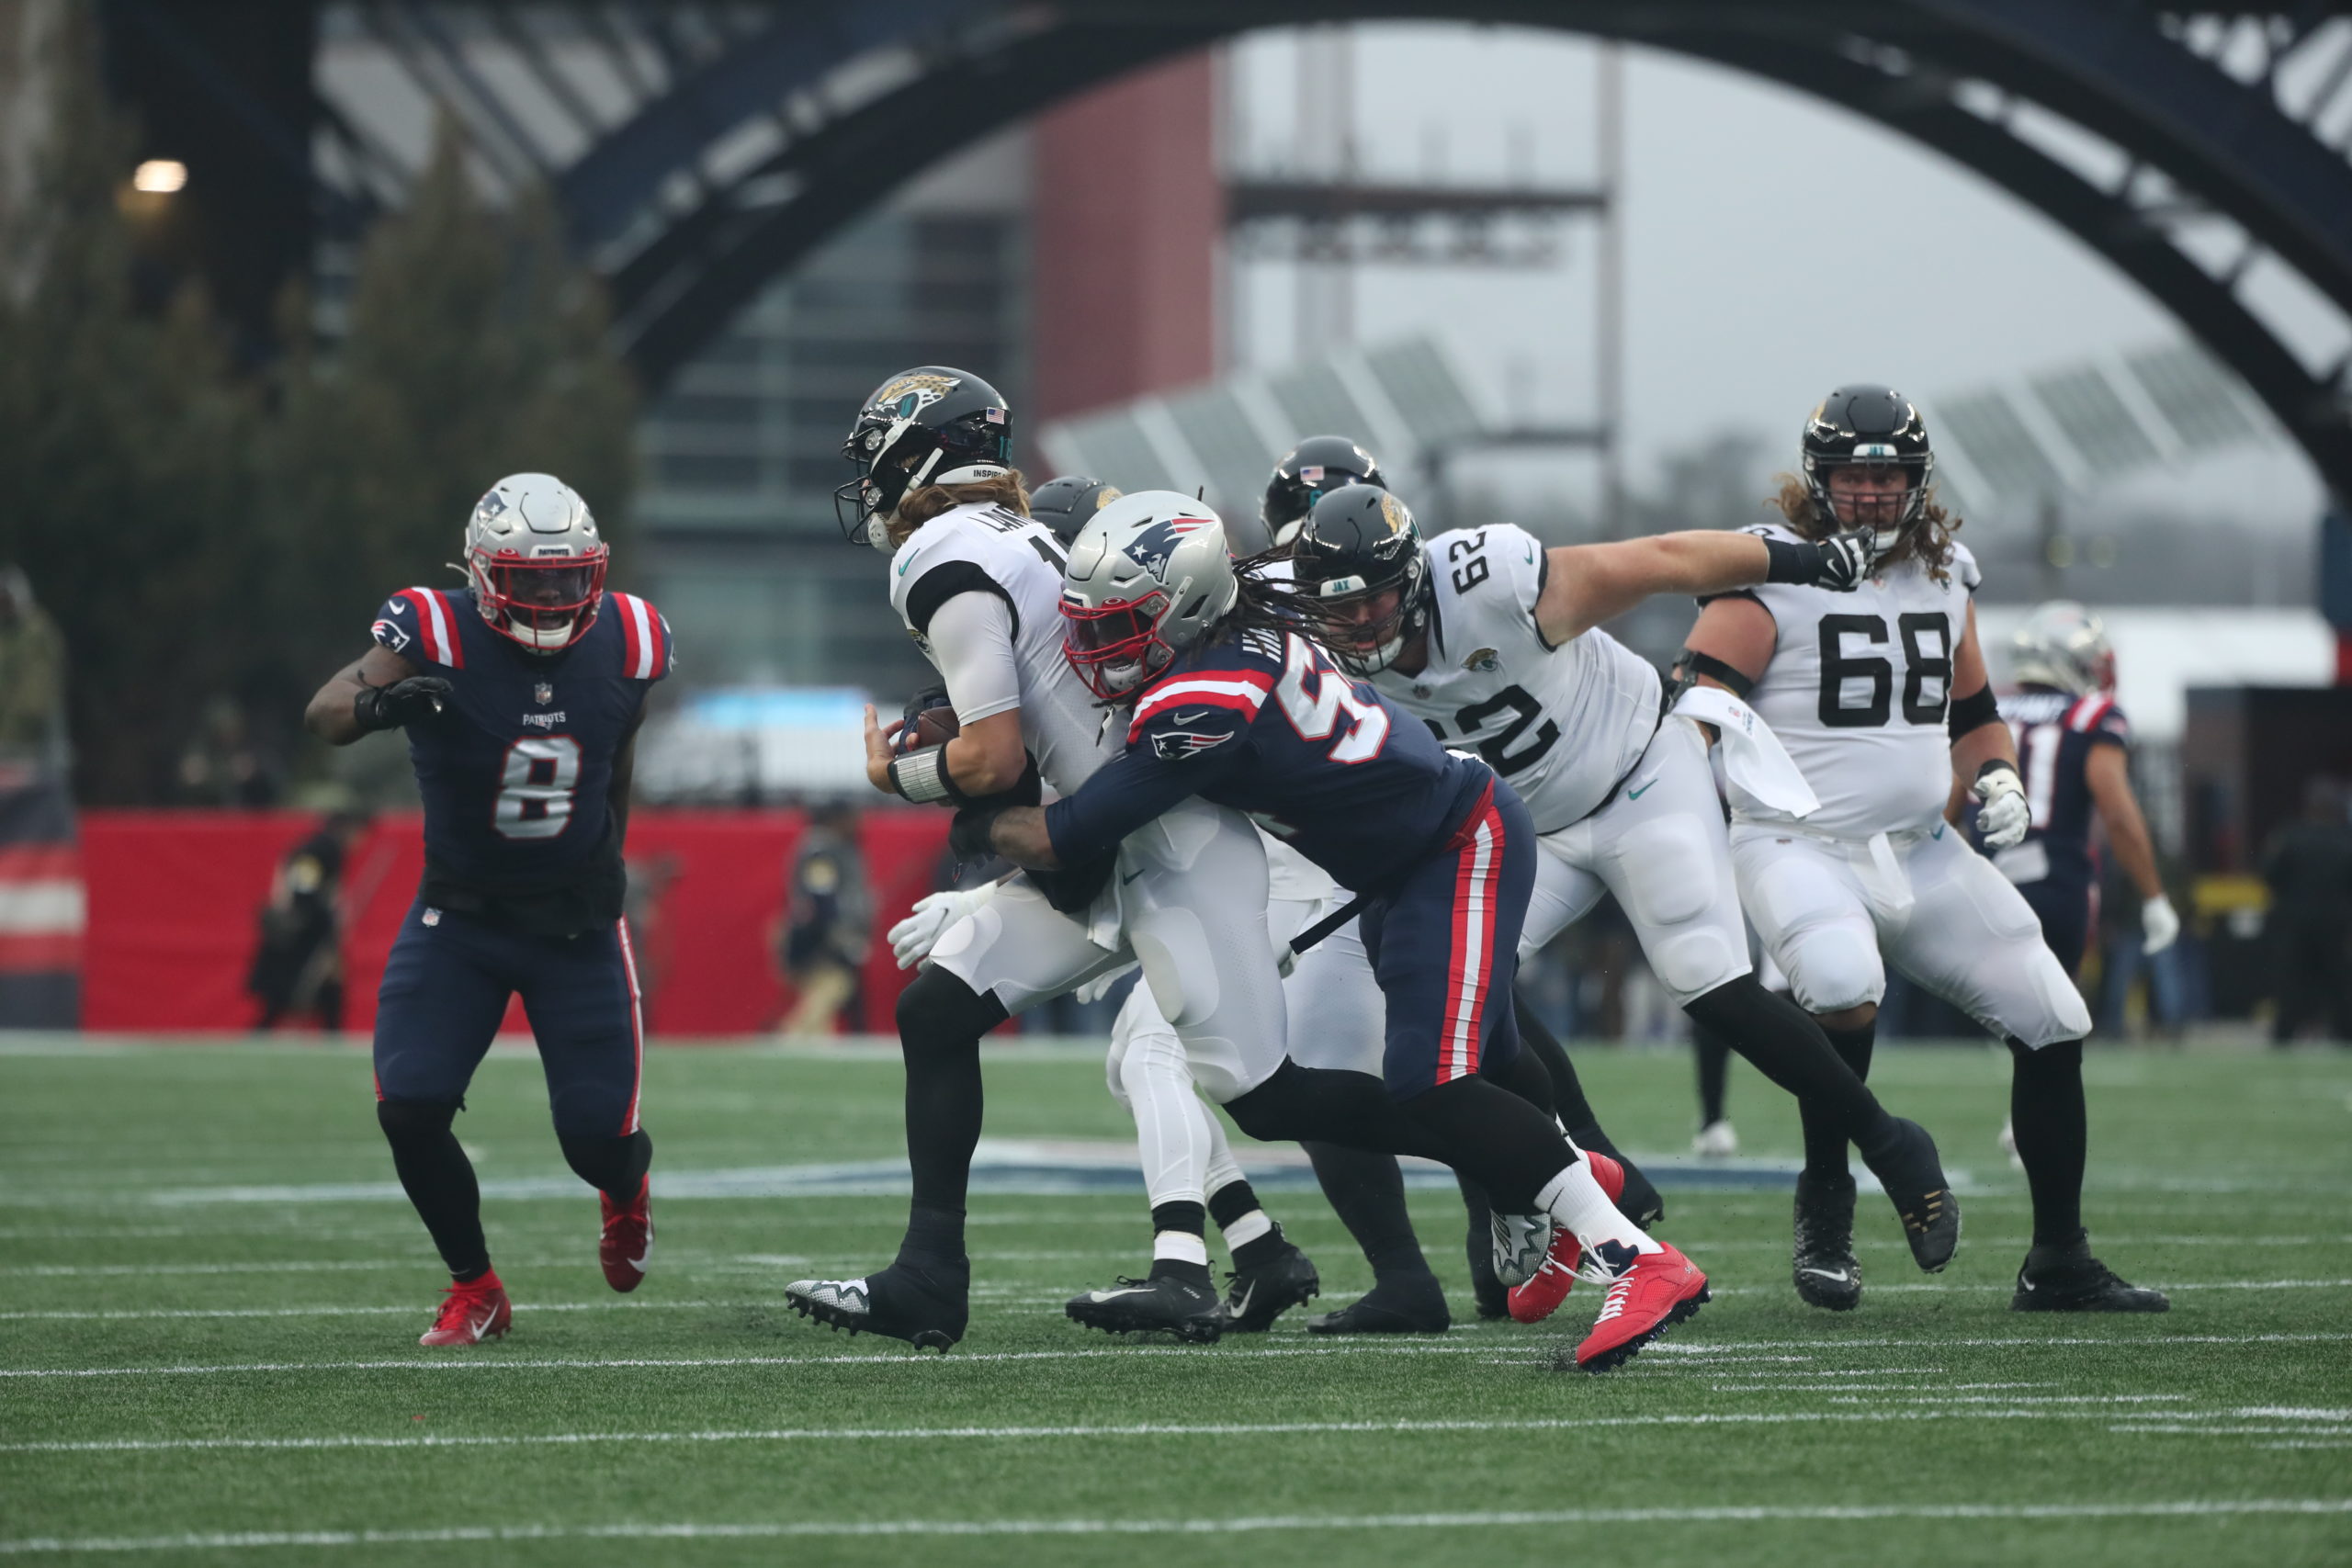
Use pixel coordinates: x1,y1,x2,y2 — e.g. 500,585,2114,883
955,494,1710,1371
1974,603,2179,976
303,474,673,1347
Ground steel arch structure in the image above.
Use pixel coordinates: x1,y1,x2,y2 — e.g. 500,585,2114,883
314,2,2352,497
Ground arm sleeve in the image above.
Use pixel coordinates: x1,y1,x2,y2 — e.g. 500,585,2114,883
1042,709,1249,863
922,591,1023,725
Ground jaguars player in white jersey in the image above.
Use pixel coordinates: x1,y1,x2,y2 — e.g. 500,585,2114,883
1285,482,1968,1319
786,374,1457,1351
1682,384,2166,1314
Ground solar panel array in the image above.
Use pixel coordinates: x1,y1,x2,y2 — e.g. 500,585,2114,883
1925,340,2274,512
1039,334,1491,517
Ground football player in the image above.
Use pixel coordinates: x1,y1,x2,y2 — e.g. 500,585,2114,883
1285,483,1964,1325
1984,604,2180,1153
958,495,1714,1372
786,374,1477,1351
1253,440,1669,1336
1680,385,2167,1313
1986,603,2179,978
302,474,669,1347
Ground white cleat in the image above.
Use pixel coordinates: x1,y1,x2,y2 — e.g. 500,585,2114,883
1489,1210,1553,1287
1692,1119,1740,1159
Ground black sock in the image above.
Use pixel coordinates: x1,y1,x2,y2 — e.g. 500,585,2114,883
1695,1024,1733,1126
2008,1038,2086,1247
1685,976,1891,1147
1399,1076,1577,1213
892,968,1007,1259
558,1128,652,1205
1511,985,1598,1127
1205,1179,1261,1232
379,1099,490,1281
1303,1141,1432,1283
1798,1019,1877,1179
1455,1170,1498,1290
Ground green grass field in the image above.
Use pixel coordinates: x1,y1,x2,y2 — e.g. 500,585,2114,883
2,1035,2347,1566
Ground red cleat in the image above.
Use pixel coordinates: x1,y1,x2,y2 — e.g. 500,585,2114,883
599,1175,653,1292
1507,1151,1625,1325
420,1272,512,1347
1573,1242,1708,1373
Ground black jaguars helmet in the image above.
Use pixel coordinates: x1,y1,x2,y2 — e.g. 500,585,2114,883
1288,483,1430,675
1801,385,1935,551
1262,435,1386,550
1029,475,1125,547
835,366,1014,547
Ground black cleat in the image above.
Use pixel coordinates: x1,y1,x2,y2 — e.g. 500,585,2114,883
2012,1231,2171,1314
1305,1274,1451,1335
1066,1274,1226,1342
1792,1169,1863,1312
1221,1243,1320,1333
784,1258,968,1352
1859,1116,1962,1272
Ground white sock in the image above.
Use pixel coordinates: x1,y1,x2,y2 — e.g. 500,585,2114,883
1153,1230,1209,1267
1537,1160,1660,1263
1219,1206,1272,1250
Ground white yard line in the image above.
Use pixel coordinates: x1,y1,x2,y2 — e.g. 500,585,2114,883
6,1330,2344,1381
0,1302,754,1321
3,1499,2346,1554
0,1410,2308,1457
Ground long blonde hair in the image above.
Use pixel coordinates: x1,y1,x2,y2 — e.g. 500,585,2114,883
885,470,1033,548
1769,473,1962,583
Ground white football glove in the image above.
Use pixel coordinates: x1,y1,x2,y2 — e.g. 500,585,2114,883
1973,762,2030,849
888,884,995,970
2141,894,2180,955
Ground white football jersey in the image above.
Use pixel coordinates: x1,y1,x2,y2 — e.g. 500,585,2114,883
1366,523,1660,834
888,501,1116,795
1734,523,1981,838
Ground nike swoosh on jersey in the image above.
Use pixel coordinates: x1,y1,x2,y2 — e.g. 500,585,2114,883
1626,781,1655,799
1170,709,1210,724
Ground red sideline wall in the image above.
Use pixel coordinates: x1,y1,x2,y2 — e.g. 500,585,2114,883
82,810,952,1035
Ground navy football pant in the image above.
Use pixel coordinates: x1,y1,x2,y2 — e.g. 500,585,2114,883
1361,780,1537,1100
373,897,646,1137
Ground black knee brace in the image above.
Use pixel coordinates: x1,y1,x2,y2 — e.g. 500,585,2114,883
377,1096,459,1147
896,965,1008,1057
559,1127,652,1203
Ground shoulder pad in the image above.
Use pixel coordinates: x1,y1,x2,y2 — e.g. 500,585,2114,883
375,588,466,668
606,592,673,681
1948,540,1983,592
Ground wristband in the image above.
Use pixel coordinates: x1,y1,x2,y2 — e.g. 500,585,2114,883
1975,759,2023,796
1761,537,1820,584
887,745,967,806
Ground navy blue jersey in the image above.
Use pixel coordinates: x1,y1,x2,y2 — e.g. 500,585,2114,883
370,586,670,897
1988,685,2129,887
1043,625,1492,891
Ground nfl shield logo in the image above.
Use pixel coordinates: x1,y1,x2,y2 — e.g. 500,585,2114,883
534,682,554,705
422,908,442,927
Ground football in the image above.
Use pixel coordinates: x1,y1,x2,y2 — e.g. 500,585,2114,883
898,694,961,754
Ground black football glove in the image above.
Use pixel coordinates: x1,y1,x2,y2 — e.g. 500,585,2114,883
1764,529,1876,592
354,676,452,732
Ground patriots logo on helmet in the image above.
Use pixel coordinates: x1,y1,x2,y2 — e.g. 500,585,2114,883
1125,514,1216,578
1151,728,1234,761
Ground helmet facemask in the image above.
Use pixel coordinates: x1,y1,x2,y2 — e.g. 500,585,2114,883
1062,589,1178,699
469,551,608,652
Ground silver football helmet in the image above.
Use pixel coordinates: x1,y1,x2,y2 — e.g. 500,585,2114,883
463,473,608,652
1059,491,1238,698
2009,600,2115,696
